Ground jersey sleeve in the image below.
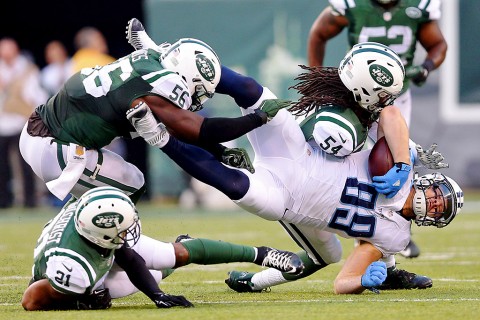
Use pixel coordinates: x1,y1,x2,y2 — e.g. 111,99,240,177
144,72,193,110
421,0,441,20
45,255,93,295
329,0,349,16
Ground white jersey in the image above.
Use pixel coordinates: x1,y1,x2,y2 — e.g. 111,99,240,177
237,106,412,256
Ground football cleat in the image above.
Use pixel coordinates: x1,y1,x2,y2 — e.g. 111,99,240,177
398,239,421,258
125,18,160,51
259,248,304,275
378,266,433,290
225,271,261,293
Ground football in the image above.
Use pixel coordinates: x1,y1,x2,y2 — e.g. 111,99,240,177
368,136,394,178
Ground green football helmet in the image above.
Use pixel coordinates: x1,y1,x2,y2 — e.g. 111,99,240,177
74,186,141,249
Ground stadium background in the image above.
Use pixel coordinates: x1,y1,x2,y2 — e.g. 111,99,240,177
1,0,479,200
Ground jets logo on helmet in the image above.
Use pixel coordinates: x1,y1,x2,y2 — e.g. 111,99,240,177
196,54,216,82
370,64,393,87
93,213,124,228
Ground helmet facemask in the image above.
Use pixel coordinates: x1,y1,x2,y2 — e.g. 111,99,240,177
412,173,464,228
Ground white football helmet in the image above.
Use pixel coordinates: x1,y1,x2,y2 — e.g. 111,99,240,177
160,38,221,112
412,173,464,228
74,186,141,249
338,42,405,114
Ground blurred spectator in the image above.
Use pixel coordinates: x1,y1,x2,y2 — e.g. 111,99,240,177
40,40,73,97
71,27,115,72
0,38,48,208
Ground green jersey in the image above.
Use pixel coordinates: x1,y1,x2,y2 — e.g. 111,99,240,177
31,203,115,295
36,49,190,149
329,0,441,90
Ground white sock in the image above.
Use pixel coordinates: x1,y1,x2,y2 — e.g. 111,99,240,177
251,268,289,290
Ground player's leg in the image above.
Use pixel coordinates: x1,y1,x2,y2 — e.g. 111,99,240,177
226,225,342,292
19,127,146,203
175,235,303,274
161,137,287,221
69,147,146,203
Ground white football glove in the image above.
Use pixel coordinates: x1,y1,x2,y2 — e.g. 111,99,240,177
415,143,449,169
126,102,170,148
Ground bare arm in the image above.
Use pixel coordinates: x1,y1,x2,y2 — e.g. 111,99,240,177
22,279,76,310
334,241,382,294
132,95,265,146
308,7,348,66
417,20,447,69
377,106,411,165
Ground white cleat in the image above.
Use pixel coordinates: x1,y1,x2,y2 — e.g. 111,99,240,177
125,18,161,51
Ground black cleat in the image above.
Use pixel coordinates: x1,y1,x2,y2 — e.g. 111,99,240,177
378,266,432,290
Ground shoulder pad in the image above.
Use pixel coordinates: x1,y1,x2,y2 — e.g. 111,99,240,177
45,255,94,295
313,106,367,157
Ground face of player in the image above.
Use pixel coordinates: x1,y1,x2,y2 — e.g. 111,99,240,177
424,185,448,219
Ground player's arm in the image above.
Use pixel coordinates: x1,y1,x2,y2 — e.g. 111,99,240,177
334,241,384,294
132,95,266,146
114,244,193,308
377,105,410,165
308,6,348,66
22,279,111,311
418,20,447,70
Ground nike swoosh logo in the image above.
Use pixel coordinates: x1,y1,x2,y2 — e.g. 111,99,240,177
62,263,73,272
393,180,401,187
338,133,347,144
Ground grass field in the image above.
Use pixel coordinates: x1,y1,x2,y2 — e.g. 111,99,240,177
1,194,479,320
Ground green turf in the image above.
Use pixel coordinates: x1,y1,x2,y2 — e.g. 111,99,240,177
1,200,479,319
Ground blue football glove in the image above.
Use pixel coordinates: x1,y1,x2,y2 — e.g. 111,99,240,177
361,261,387,289
372,162,411,198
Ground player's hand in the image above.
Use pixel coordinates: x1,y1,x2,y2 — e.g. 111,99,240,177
77,288,112,310
361,261,387,289
221,147,255,173
405,65,429,86
126,102,170,148
258,99,292,122
372,162,411,198
152,292,194,308
416,143,449,169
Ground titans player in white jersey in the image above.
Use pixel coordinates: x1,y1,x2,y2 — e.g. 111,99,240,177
126,40,462,294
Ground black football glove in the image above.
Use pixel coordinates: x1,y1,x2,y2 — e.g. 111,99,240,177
405,59,435,87
152,292,194,308
76,288,112,310
221,147,255,173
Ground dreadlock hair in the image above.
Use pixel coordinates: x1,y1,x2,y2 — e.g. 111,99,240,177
289,65,376,128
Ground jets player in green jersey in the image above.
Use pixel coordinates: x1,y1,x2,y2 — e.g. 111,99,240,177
307,0,447,259
22,186,304,311
19,29,287,205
